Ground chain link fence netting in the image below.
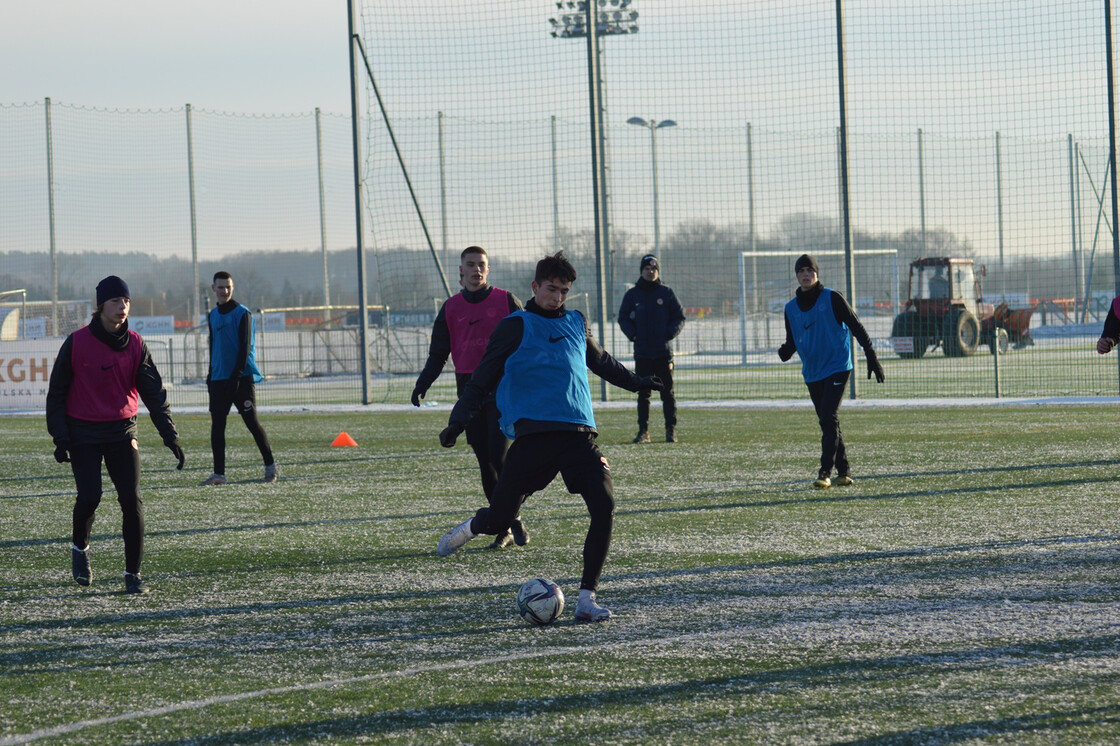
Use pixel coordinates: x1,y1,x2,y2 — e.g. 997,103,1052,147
3,1,1120,410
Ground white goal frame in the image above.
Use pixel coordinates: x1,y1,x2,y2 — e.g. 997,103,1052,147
737,249,900,364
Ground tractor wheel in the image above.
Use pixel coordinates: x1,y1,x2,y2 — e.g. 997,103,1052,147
989,327,1010,355
891,313,927,359
943,307,980,357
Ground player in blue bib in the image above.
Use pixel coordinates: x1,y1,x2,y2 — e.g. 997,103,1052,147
434,252,664,623
200,270,276,486
778,254,884,489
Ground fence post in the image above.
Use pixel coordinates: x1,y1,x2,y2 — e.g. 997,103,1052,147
584,1,610,401
1105,0,1120,393
347,0,372,404
45,97,58,335
551,115,559,253
738,253,747,365
438,111,448,275
992,328,1001,398
1075,140,1086,312
918,128,926,256
833,0,857,399
185,104,205,378
747,122,758,319
996,131,1006,302
316,107,331,311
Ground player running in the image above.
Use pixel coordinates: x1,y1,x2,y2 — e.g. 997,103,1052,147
435,251,664,623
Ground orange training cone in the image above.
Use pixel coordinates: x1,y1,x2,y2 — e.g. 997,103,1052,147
331,432,358,447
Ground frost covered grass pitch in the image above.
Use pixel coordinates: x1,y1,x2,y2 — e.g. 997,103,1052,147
2,404,1120,744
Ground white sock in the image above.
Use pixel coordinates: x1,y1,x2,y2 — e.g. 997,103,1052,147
578,589,595,606
72,543,88,552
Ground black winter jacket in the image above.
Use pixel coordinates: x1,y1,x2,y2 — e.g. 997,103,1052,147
617,278,686,359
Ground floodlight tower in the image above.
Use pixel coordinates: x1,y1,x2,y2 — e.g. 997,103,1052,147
550,0,639,39
549,0,639,399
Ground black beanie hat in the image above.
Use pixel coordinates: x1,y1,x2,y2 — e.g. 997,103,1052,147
640,254,659,271
96,276,130,306
794,254,819,275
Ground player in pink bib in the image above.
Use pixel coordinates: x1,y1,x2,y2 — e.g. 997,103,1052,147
46,275,184,595
412,247,526,548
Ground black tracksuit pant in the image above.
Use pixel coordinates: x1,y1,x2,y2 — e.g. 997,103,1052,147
208,378,274,475
635,356,676,431
463,397,508,502
469,430,615,592
70,439,144,574
806,369,851,477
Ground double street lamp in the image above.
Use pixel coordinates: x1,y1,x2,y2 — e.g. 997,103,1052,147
626,117,676,253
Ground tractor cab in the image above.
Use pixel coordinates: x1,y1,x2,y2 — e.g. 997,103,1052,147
891,257,999,359
911,259,979,316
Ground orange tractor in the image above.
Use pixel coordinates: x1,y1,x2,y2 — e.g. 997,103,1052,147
890,257,1033,359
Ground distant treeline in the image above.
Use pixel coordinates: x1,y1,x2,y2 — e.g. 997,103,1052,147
1,215,1101,318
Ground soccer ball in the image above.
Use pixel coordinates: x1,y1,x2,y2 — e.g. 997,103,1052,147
517,578,565,626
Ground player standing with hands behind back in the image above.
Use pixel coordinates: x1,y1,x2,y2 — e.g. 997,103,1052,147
47,275,184,594
200,271,277,486
778,254,884,490
412,247,525,548
618,254,686,443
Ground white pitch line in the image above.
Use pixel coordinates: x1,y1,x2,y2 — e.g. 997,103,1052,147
1,626,746,745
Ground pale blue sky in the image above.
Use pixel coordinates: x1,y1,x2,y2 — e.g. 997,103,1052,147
3,1,354,114
2,1,1116,265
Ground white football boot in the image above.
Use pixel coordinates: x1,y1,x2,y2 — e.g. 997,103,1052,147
575,591,612,623
437,518,478,557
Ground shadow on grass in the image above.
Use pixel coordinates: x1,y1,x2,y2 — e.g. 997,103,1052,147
838,705,1120,745
0,505,482,548
619,460,1120,517
8,453,1117,546
98,640,1120,745
2,532,1116,646
0,449,457,500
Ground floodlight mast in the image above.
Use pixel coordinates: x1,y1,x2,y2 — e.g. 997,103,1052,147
549,0,640,401
550,0,638,38
347,0,372,404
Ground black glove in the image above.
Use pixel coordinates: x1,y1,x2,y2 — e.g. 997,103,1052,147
778,343,795,362
638,376,665,392
167,441,185,470
54,442,71,463
867,354,885,384
439,423,464,448
411,385,426,407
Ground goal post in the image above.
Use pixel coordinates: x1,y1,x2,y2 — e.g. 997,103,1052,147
737,249,900,365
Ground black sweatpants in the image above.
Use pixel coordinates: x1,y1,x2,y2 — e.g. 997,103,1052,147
469,430,615,592
70,439,144,574
635,356,676,431
463,397,509,502
806,369,851,477
208,377,274,475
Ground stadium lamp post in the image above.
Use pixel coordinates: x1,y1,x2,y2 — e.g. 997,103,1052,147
626,117,675,255
551,0,639,399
